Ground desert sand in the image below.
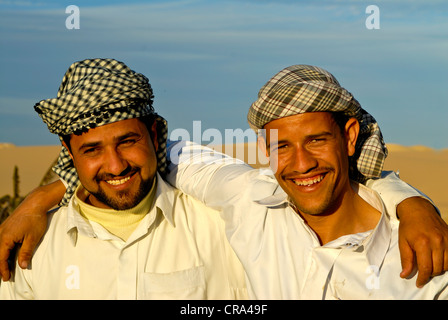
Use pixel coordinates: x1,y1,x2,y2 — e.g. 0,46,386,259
1,142,447,221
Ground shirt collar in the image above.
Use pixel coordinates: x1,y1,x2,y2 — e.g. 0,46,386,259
253,179,392,268
323,184,392,269
66,172,176,245
356,184,392,268
152,172,176,227
252,177,289,207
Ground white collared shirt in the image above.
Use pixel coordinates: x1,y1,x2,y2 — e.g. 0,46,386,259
166,141,448,299
0,173,247,300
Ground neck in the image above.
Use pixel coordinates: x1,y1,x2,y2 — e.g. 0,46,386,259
75,178,157,241
298,182,381,245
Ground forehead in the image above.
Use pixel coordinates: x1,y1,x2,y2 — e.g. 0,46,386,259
263,112,337,135
70,118,147,144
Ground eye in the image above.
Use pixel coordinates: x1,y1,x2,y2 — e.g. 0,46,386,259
81,147,101,157
310,138,325,144
120,139,136,146
271,143,289,153
83,147,97,154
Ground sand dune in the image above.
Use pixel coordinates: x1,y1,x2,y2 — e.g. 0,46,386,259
382,144,448,220
1,142,446,220
211,142,448,221
0,144,60,197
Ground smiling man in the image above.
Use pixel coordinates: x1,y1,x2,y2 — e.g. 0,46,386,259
61,118,157,211
167,65,448,299
263,112,381,245
1,63,448,299
0,58,247,300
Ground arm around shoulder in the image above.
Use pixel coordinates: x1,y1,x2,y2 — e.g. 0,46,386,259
166,140,253,208
0,179,66,281
366,170,439,219
367,170,448,288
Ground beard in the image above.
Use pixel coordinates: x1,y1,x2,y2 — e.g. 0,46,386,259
90,170,154,210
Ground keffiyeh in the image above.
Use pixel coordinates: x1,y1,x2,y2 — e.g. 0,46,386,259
247,64,387,182
34,58,168,205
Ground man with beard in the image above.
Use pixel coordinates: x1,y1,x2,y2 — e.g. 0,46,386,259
0,58,247,299
1,63,447,299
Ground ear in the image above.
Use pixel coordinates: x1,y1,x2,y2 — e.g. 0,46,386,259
257,129,279,173
344,118,360,157
150,120,159,152
61,140,75,162
257,134,269,158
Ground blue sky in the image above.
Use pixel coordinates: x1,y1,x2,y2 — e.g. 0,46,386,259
0,0,447,148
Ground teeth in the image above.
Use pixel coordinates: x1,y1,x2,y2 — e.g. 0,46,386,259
106,176,131,186
293,175,324,186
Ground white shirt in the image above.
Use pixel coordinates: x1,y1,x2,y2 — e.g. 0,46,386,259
0,173,247,300
166,141,448,299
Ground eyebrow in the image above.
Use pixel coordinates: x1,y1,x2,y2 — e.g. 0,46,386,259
307,131,333,140
78,141,101,152
267,131,333,149
116,132,141,141
77,131,142,152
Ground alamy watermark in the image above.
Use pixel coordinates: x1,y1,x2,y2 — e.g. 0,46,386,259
169,121,270,166
64,4,380,31
65,265,80,289
366,5,380,30
167,121,276,172
65,5,80,30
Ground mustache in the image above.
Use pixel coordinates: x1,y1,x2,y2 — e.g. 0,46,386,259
95,166,140,181
281,167,334,179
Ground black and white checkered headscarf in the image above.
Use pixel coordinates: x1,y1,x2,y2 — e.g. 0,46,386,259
247,65,388,182
34,58,168,205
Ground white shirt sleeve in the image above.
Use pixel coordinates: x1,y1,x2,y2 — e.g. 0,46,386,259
366,170,439,219
166,140,253,209
167,140,439,218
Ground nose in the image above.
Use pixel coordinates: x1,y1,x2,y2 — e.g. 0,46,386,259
103,147,128,176
291,144,318,174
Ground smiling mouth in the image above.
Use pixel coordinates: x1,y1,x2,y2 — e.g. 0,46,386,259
105,176,131,186
292,174,325,187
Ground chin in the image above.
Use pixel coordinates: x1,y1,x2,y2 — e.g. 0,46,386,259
290,195,333,216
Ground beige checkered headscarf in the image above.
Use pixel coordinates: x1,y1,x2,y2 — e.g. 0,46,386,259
34,58,168,205
247,65,387,182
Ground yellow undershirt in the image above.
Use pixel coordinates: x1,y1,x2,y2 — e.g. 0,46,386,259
75,177,156,241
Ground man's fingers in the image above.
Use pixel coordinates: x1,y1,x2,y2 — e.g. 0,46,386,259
0,259,11,281
444,252,448,275
414,239,433,288
0,235,15,281
431,249,444,277
17,234,41,270
18,250,31,269
399,239,415,279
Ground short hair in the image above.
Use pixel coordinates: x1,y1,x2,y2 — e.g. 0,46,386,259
330,112,352,134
